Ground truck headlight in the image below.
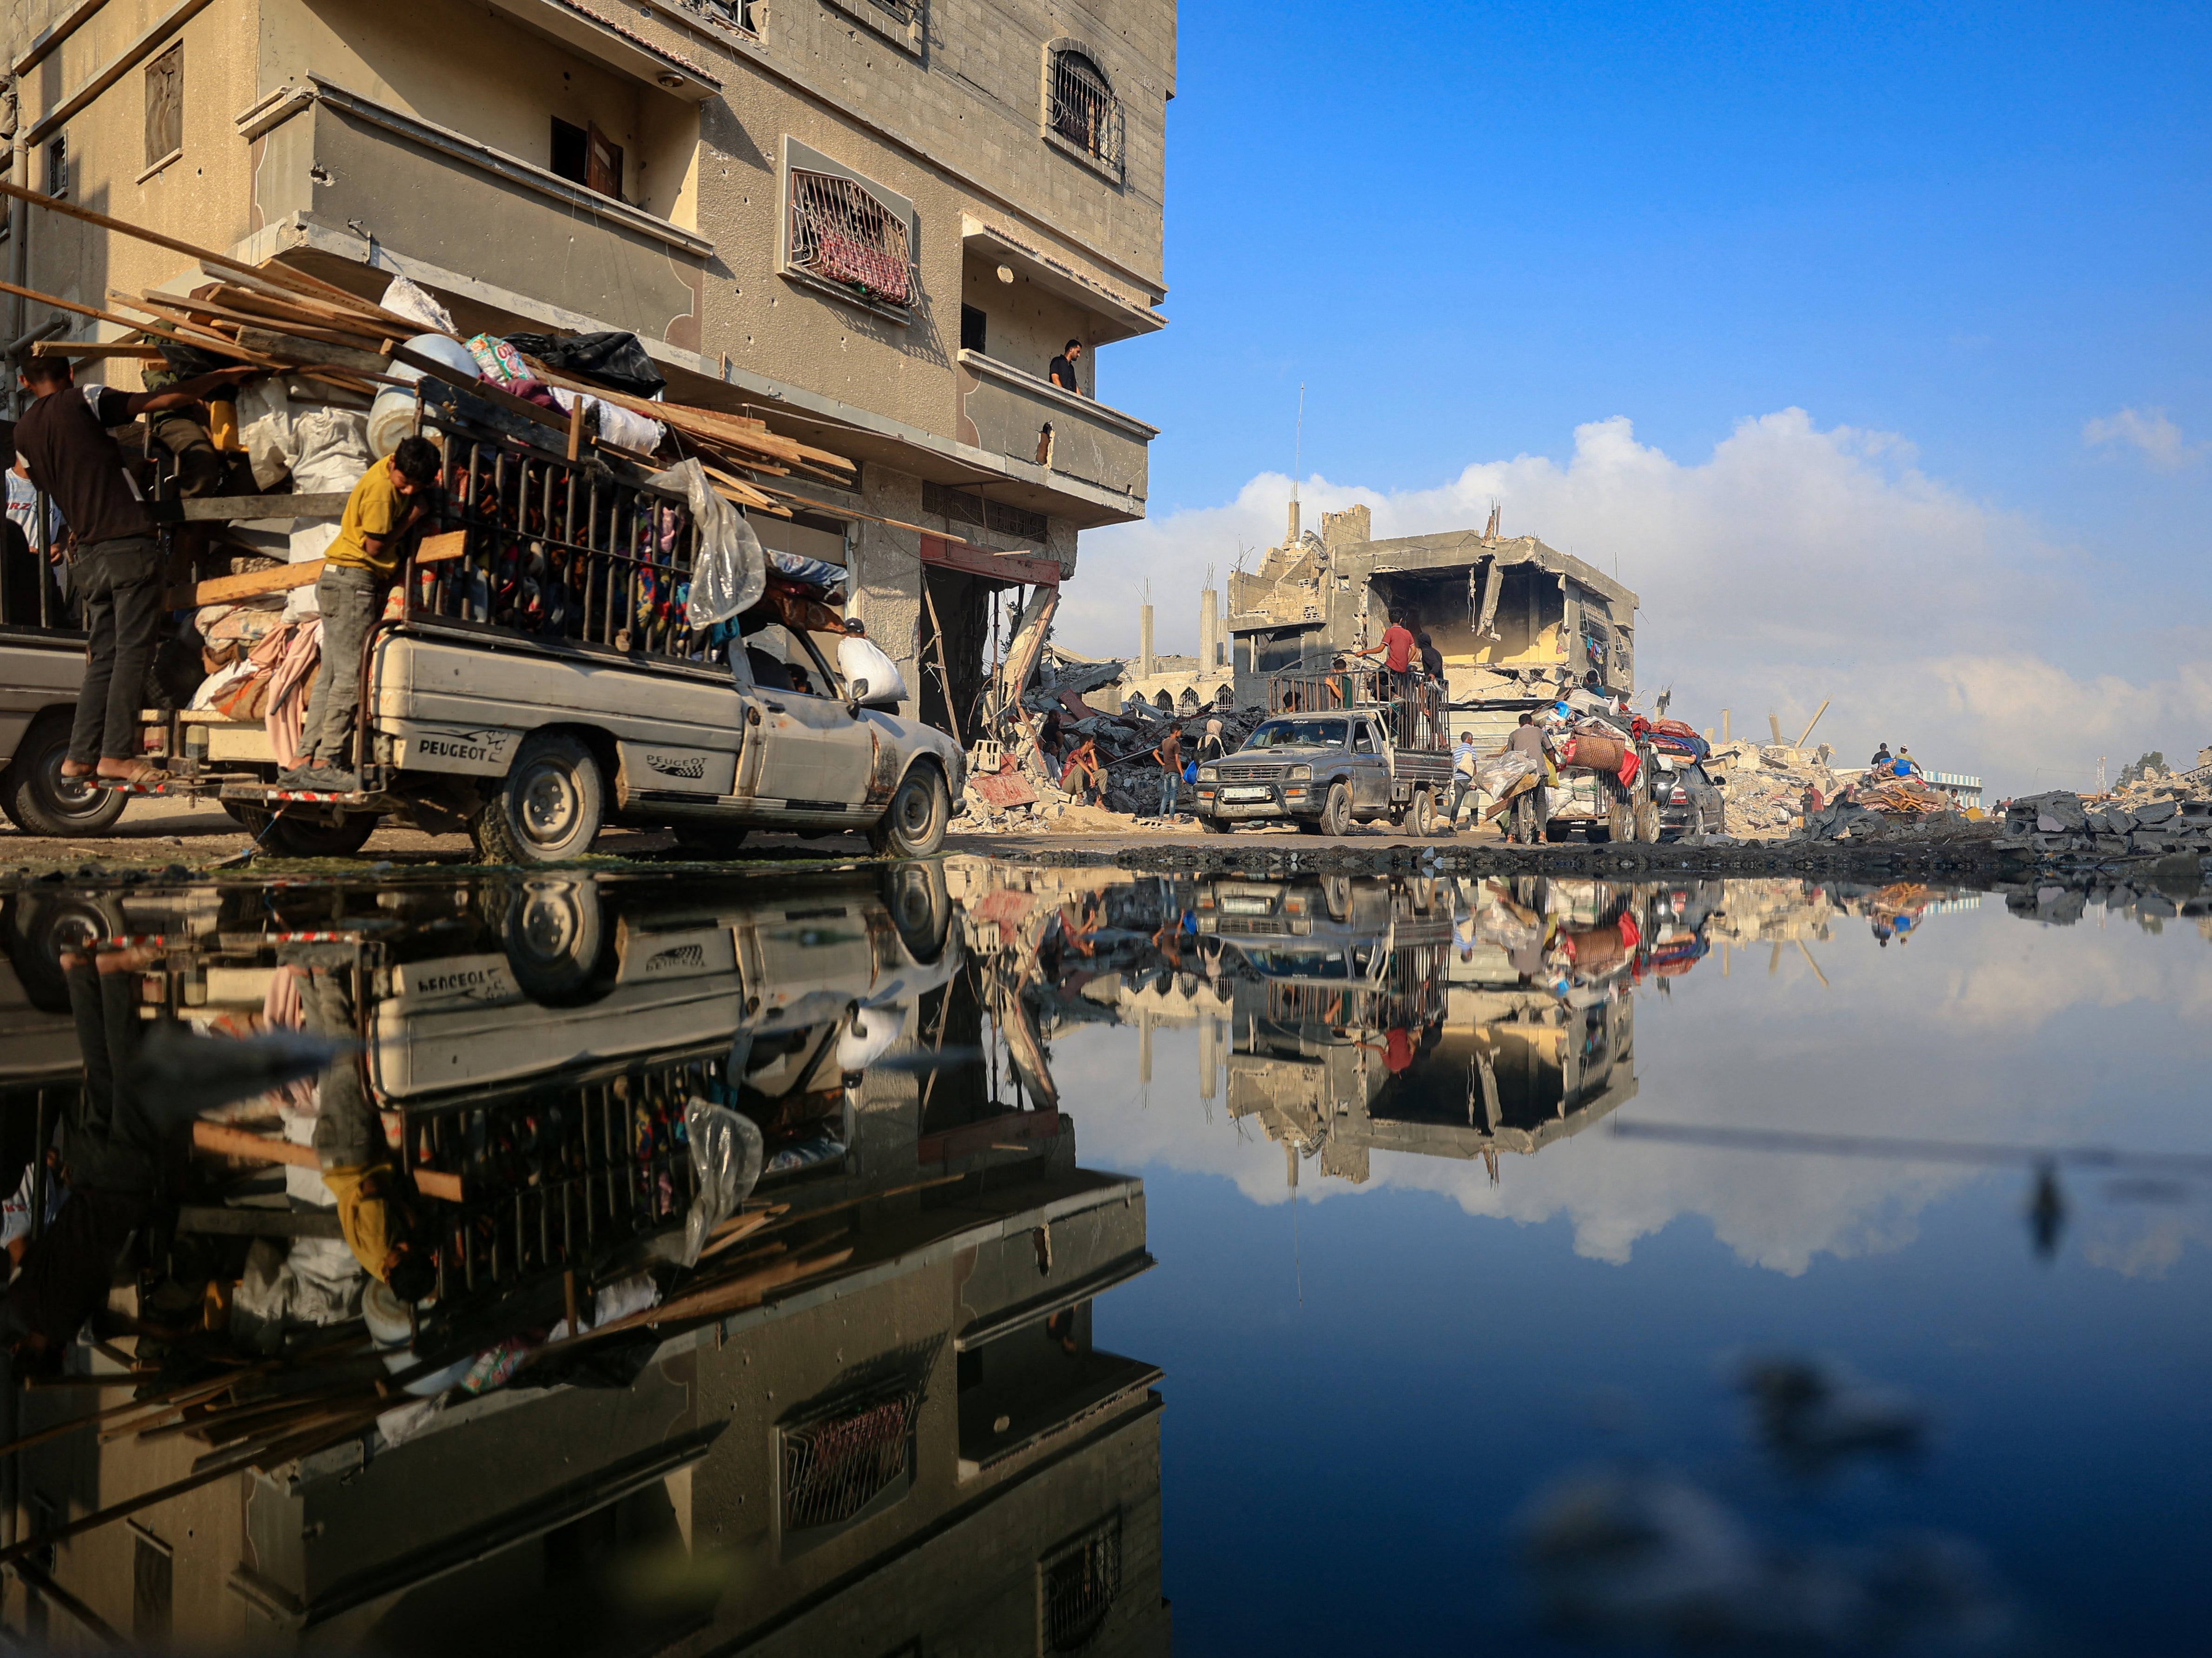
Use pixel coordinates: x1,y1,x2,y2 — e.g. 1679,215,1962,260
1288,765,1312,781
1198,766,1218,783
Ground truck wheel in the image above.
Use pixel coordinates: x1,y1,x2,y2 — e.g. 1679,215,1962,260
1200,813,1233,834
1512,790,1538,844
869,764,949,858
0,713,128,837
1411,788,1439,837
881,861,952,962
500,877,611,1005
230,805,378,858
1606,792,1630,843
1320,782,1353,837
474,732,604,865
1634,795,1661,844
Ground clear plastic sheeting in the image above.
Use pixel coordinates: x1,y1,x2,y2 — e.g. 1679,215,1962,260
1477,749,1541,798
676,1098,764,1268
656,460,767,627
378,273,457,335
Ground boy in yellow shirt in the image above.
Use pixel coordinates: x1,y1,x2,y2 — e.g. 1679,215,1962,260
284,435,440,789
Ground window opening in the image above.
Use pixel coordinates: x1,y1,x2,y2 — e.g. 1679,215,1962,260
45,134,67,199
781,1381,921,1532
1048,50,1121,171
1041,1519,1121,1652
788,168,911,306
551,118,588,185
144,45,183,169
132,1531,172,1645
960,303,987,355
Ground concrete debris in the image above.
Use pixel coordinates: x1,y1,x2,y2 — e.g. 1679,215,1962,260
1995,789,2212,865
1707,740,1840,839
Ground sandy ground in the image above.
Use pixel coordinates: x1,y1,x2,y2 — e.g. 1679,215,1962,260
0,797,1532,873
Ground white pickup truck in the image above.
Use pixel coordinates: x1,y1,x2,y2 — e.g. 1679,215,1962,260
129,422,963,862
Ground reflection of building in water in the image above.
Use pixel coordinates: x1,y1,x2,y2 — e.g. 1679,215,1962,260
1201,875,1640,1187
0,869,1165,1656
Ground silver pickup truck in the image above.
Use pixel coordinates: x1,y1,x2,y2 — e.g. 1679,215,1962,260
1194,707,1454,836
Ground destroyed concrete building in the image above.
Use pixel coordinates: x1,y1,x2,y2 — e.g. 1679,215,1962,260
1226,502,1637,739
2,0,1173,733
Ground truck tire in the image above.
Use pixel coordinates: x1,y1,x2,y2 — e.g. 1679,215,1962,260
1411,788,1439,837
1606,790,1630,844
1319,782,1353,838
868,764,949,859
1200,813,1233,834
499,878,612,1005
0,713,128,837
474,732,604,865
228,804,378,859
881,861,952,962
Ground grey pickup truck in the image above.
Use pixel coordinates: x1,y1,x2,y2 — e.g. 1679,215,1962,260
1194,695,1454,837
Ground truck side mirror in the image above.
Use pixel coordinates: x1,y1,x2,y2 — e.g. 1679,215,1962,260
846,678,867,719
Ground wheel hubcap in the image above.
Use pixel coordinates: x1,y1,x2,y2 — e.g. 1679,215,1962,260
41,753,104,817
516,886,580,962
518,762,578,845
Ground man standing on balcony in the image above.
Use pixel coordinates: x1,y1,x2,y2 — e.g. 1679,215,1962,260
1049,340,1085,395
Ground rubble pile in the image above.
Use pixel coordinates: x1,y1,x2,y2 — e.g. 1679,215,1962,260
1995,791,2212,862
1708,741,1840,839
955,690,1265,831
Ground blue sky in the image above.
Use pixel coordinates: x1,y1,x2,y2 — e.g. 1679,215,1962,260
1073,2,2212,790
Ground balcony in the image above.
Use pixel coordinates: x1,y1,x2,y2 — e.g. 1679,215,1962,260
955,350,1154,510
238,77,710,351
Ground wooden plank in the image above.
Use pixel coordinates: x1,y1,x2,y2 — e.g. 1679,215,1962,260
161,561,321,610
143,289,386,350
0,276,275,366
189,1123,462,1202
415,529,466,563
176,1205,343,1239
234,327,390,376
919,533,1061,588
150,493,353,524
29,341,165,359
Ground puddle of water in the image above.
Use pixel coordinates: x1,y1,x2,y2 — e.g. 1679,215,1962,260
0,862,2202,1654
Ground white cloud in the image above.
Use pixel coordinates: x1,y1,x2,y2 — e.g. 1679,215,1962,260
1071,411,2212,795
2083,406,2200,471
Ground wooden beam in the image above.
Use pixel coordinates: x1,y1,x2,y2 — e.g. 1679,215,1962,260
161,561,319,610
919,533,1060,588
414,529,467,564
190,1122,462,1202
29,340,164,359
1796,697,1831,750
233,327,389,376
150,493,353,523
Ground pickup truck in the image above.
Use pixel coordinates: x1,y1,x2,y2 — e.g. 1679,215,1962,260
39,410,963,862
1193,667,1453,837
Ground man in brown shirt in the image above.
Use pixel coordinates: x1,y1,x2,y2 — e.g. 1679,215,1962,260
14,354,254,783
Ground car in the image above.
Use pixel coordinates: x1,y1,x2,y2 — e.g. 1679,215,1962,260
1654,760,1726,838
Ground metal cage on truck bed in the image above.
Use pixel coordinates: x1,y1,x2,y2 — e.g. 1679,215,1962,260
406,414,717,675
1266,666,1448,752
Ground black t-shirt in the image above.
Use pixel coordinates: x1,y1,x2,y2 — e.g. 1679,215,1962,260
1420,643,1445,680
16,386,153,548
1048,355,1082,394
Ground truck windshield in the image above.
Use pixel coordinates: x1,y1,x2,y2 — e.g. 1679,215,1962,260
1246,718,1347,749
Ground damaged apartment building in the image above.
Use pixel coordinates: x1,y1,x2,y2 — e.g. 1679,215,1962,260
1226,502,1638,735
3,0,1172,733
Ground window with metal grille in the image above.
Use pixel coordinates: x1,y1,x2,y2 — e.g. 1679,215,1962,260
1040,1519,1121,1652
780,1382,920,1533
1047,50,1121,172
788,169,911,307
45,134,68,199
921,482,1048,545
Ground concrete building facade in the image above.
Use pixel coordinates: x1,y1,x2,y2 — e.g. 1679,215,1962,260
1,0,1175,730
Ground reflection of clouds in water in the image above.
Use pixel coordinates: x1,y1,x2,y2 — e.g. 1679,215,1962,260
1057,904,2212,1276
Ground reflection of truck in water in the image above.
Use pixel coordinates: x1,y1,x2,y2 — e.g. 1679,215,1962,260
1196,873,1642,1186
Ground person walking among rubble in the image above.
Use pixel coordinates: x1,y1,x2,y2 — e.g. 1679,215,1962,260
1153,724,1184,819
1450,730,1482,824
13,353,257,787
284,436,441,790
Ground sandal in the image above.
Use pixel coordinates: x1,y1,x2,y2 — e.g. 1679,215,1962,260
95,761,172,793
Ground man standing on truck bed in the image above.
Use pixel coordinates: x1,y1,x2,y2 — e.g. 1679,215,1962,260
283,436,440,790
14,353,255,787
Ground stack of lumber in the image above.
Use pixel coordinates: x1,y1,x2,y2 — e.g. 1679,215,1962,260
0,177,855,508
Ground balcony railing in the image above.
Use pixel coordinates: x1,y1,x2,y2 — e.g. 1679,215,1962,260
955,350,1155,505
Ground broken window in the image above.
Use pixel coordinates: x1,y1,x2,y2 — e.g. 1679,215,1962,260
45,134,67,199
788,168,911,306
144,44,183,170
960,303,987,354
1047,48,1122,172
550,118,588,184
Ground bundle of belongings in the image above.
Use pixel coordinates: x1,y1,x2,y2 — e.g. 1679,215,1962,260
1632,716,1710,764
1547,708,1643,788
